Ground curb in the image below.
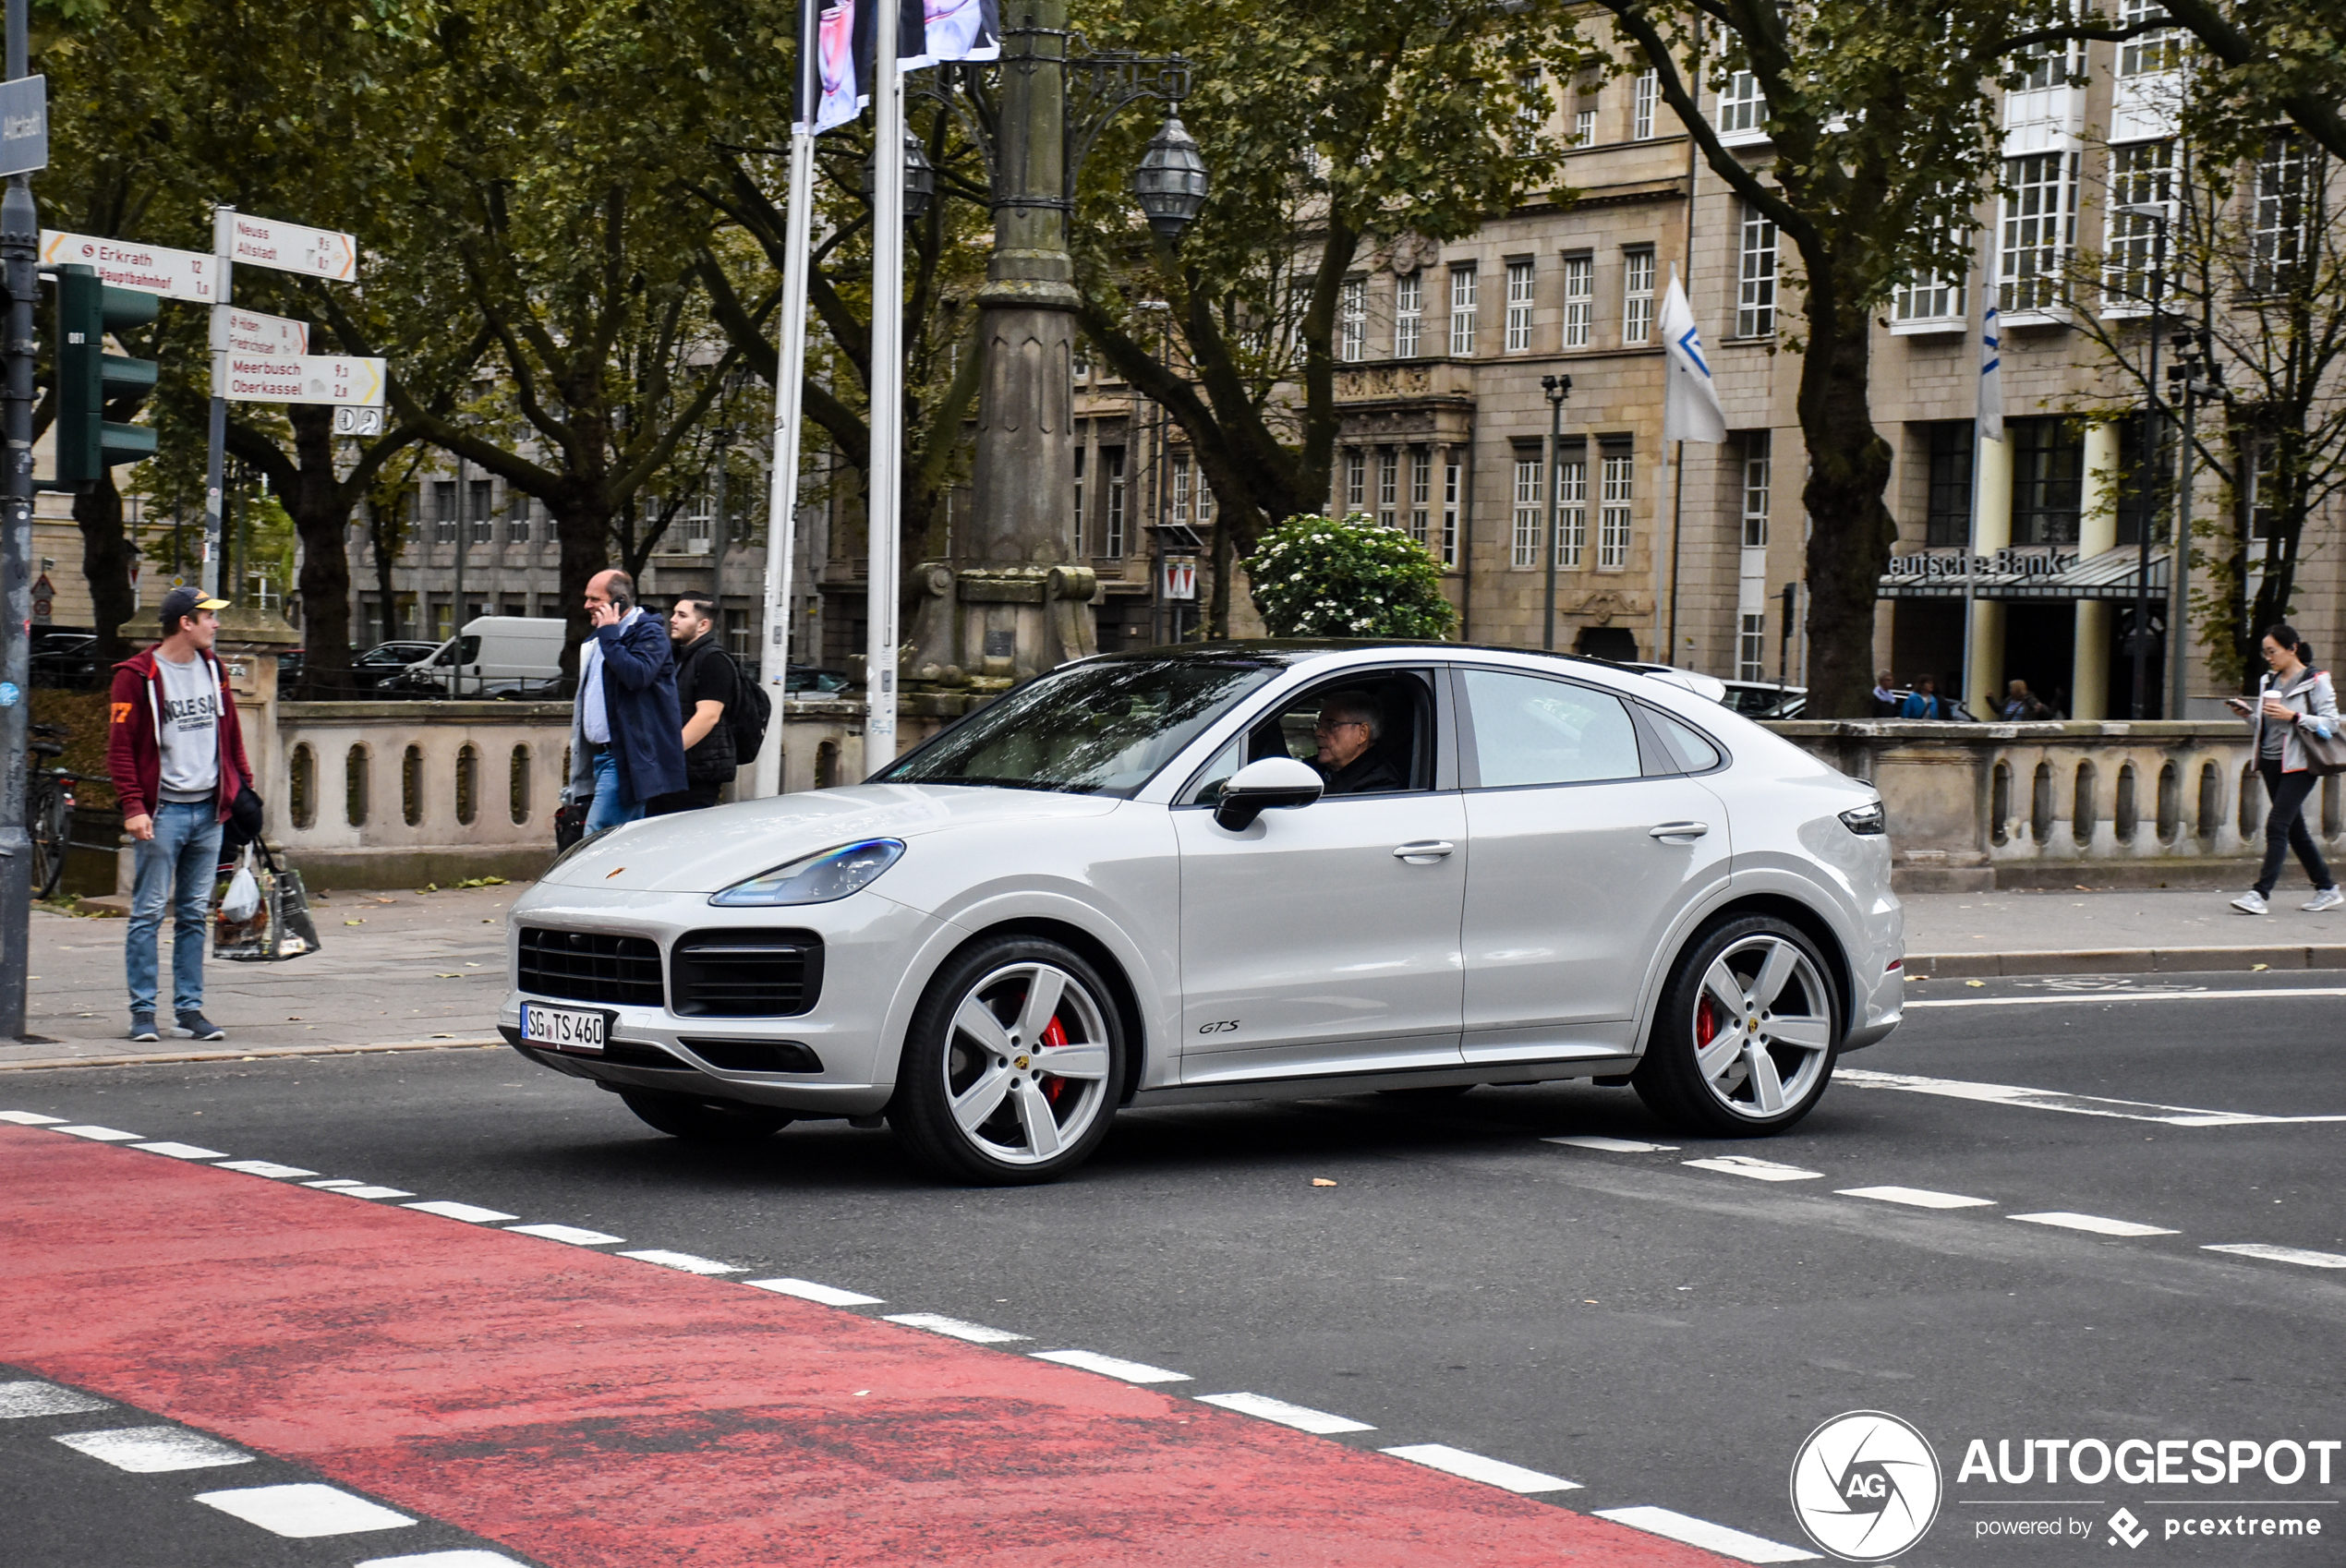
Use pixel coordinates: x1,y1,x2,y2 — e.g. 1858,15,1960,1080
0,1037,504,1073
1906,945,2346,978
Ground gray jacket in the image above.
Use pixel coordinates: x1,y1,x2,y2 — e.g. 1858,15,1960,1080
2246,667,2340,774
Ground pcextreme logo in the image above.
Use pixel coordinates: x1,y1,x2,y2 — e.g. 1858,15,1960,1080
1789,1410,1944,1562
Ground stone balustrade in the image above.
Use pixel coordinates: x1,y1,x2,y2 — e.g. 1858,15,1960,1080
1770,719,2333,890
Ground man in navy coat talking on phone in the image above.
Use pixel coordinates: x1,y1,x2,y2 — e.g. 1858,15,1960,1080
566,569,687,837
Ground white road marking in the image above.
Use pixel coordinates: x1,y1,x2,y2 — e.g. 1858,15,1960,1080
883,1312,1031,1345
2010,1212,2179,1237
1030,1349,1191,1384
0,1111,67,1125
54,1426,255,1473
357,1554,533,1568
745,1278,885,1307
2204,1243,2346,1270
1837,1067,2346,1128
1684,1155,1822,1182
195,1483,415,1538
53,1125,140,1141
1545,1135,1682,1153
326,1186,415,1200
1910,986,2346,1008
0,1381,110,1418
303,1178,370,1188
217,1160,320,1178
1379,1442,1580,1493
1836,1185,1995,1210
618,1248,744,1275
1195,1391,1374,1434
504,1224,623,1247
401,1200,520,1224
130,1141,227,1160
1596,1505,1821,1562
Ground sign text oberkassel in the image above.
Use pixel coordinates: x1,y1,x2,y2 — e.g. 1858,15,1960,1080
212,353,384,407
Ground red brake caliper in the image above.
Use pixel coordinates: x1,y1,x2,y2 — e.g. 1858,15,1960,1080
1695,996,1717,1049
1039,1013,1069,1102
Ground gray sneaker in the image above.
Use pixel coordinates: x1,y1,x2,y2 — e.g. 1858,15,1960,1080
2304,887,2344,912
128,1014,159,1043
174,1012,226,1042
2231,890,2270,915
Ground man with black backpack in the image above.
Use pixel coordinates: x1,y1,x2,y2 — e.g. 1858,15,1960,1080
647,596,743,814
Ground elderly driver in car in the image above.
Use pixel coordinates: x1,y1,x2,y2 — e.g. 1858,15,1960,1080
1311,690,1406,794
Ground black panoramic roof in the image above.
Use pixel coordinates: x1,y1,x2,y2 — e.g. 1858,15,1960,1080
1083,638,1639,675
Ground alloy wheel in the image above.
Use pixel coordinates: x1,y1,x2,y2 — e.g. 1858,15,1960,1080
939,960,1114,1167
1687,933,1835,1119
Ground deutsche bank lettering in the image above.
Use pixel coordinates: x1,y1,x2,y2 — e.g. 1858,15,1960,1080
1955,1435,2340,1486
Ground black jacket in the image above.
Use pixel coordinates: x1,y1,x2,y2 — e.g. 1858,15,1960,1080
1316,748,1407,795
673,633,741,785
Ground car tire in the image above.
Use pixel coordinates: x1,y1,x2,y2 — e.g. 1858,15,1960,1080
619,1089,793,1143
1632,914,1841,1137
890,935,1127,1186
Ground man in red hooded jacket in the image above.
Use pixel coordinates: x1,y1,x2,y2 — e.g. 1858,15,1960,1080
106,587,252,1043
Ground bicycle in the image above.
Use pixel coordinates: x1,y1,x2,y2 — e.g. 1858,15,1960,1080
27,722,79,900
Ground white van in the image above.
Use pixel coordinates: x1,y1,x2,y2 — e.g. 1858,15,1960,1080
404,616,567,694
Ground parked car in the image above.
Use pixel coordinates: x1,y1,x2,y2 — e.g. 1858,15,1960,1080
1885,688,1980,721
29,631,101,687
504,641,1902,1184
350,640,442,692
483,675,576,702
401,616,565,695
785,667,853,695
1721,681,1808,720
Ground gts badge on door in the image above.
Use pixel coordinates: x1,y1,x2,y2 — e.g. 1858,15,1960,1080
1197,1019,1240,1035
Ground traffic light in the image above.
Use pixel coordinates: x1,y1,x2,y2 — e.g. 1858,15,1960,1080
54,261,159,488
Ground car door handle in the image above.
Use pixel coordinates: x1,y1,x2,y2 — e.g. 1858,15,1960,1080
1393,840,1455,862
1649,821,1710,840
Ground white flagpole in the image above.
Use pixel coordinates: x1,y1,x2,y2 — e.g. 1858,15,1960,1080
865,6,904,770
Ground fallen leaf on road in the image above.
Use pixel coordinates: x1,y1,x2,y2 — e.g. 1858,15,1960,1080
2252,962,2269,971
435,973,462,979
1965,980,1986,988
1311,1177,1337,1188
344,919,365,926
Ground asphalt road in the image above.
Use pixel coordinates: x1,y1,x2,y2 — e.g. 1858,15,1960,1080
5,969,2341,1565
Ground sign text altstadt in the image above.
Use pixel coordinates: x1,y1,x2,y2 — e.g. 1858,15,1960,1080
223,213,358,283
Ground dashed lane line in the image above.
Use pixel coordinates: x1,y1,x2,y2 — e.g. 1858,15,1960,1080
54,1125,141,1140
1193,1392,1374,1435
194,1482,417,1539
1908,986,2346,1008
402,1200,521,1224
2203,1243,2346,1270
1031,1349,1192,1385
618,1248,744,1275
1835,1185,1995,1210
0,1380,111,1418
2009,1212,2179,1237
1594,1506,1820,1563
0,1110,66,1125
503,1224,623,1247
880,1311,1031,1344
1682,1155,1822,1182
54,1425,255,1473
1836,1066,2346,1127
1545,1135,1681,1153
218,1160,321,1178
746,1278,887,1307
131,1141,228,1160
357,1553,531,1567
1381,1442,1581,1494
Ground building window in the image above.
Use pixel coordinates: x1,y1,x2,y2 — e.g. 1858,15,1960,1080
468,478,492,544
2245,432,2278,539
1338,277,1366,362
1071,445,1083,546
1441,458,1461,567
723,608,751,659
2118,0,2180,77
1344,447,1367,513
1561,255,1592,348
1999,151,2078,314
1394,271,1422,358
2252,132,2312,294
1575,108,1596,145
1377,446,1399,529
1449,264,1478,356
2011,38,2080,92
2105,139,2175,307
1511,456,1543,568
1741,434,1771,549
1555,456,1588,569
1632,69,1658,139
2008,417,2084,547
1409,447,1433,548
432,479,457,543
1171,453,1191,524
1736,205,1778,336
1599,451,1634,570
1738,612,1767,681
1925,421,1974,548
2114,411,2175,547
1505,259,1536,353
1516,69,1544,134
1100,446,1126,557
1622,247,1656,344
1894,257,1965,323
1717,71,1765,136
1197,472,1215,524
683,487,716,553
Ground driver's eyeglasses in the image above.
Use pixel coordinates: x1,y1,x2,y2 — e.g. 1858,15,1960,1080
1313,718,1365,736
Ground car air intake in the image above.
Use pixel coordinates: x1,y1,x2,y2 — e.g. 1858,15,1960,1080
670,930,824,1018
679,1038,824,1074
516,927,664,1007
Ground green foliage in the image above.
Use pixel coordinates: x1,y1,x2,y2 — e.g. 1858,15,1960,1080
1243,513,1457,639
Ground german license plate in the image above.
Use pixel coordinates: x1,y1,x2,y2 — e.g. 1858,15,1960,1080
522,1002,609,1054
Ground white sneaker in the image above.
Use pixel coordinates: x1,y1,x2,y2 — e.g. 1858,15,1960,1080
2231,890,2270,915
2304,887,2344,912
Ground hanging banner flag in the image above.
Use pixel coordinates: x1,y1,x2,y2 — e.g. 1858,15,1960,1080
1977,303,2004,441
1658,268,1728,445
902,0,1001,70
796,0,929,133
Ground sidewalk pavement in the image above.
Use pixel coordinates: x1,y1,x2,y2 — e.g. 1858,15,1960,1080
11,880,2339,1071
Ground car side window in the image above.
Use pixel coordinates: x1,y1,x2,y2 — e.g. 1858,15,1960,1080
1181,669,1438,803
1461,668,1642,788
1645,707,1723,774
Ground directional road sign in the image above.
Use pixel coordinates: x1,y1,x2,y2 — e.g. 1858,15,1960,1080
41,230,218,304
209,306,308,356
222,213,358,282
0,75,47,176
213,353,384,407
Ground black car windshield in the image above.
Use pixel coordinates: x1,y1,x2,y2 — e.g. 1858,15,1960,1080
877,658,1274,797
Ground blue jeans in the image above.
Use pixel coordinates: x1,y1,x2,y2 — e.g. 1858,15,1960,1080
583,746,644,836
127,800,224,1019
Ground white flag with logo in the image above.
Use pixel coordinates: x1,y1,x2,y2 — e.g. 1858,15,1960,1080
1659,269,1728,444
1977,302,2004,441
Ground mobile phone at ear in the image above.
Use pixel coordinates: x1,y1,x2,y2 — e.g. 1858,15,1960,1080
609,590,631,615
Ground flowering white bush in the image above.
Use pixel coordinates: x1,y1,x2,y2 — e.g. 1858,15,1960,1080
1241,513,1457,639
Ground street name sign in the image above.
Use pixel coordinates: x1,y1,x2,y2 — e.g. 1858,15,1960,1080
41,229,218,304
223,213,358,282
0,75,46,176
213,353,384,406
209,306,308,356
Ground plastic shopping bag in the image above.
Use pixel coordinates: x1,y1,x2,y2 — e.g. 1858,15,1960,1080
220,850,262,923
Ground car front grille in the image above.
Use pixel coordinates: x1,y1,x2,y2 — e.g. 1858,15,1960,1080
670,930,824,1018
516,926,664,1007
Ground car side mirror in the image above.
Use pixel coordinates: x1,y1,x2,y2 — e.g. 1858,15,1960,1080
1213,755,1324,831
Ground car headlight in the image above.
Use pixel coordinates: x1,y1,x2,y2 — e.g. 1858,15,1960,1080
1838,801,1887,836
709,838,905,907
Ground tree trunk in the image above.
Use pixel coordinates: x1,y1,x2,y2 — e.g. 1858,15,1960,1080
550,487,613,677
1796,297,1898,718
75,474,139,660
283,405,357,695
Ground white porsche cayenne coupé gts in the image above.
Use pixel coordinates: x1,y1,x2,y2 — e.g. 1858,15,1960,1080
502,642,1903,1184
